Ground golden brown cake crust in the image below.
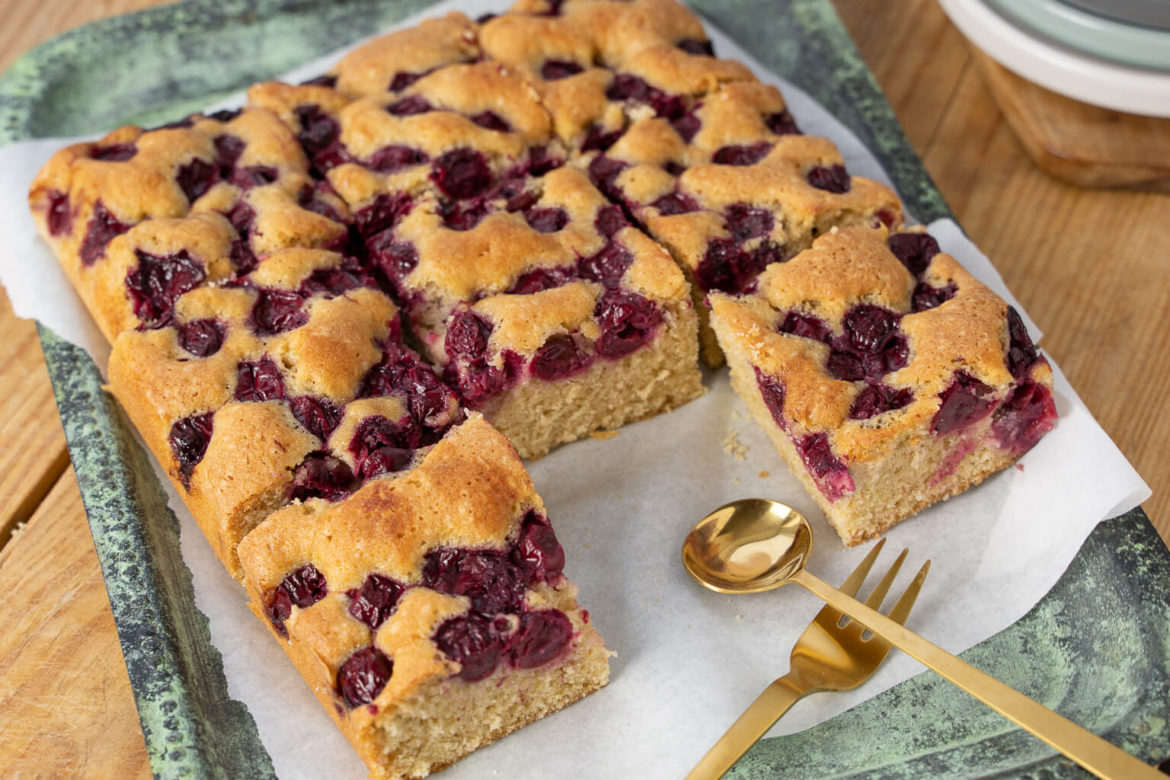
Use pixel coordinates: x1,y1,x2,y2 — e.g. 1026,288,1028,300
710,226,1056,544
237,415,609,778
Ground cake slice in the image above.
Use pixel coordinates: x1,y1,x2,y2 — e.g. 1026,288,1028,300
236,413,610,779
481,0,753,153
28,107,350,341
629,135,902,367
372,165,703,458
108,247,461,576
709,226,1057,545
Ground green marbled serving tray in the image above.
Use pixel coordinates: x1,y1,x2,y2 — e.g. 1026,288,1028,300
1,1,1166,777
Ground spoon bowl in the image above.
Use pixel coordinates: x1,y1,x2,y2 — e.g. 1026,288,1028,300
682,498,813,594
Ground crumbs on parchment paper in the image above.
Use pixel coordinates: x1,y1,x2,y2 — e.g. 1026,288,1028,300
722,429,748,461
758,470,770,479
590,429,619,441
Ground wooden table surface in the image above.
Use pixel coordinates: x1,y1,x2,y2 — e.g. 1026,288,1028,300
0,1,1166,775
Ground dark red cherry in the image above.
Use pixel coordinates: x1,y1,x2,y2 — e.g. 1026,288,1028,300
169,412,214,488
250,288,308,336
386,95,432,116
126,249,206,329
508,267,570,295
765,110,800,136
434,613,503,682
778,312,831,343
525,207,569,233
677,38,714,56
887,232,940,277
508,609,573,669
931,371,996,436
470,111,511,132
176,158,218,204
46,189,72,236
754,368,787,430
355,193,413,238
712,142,772,166
807,164,850,193
288,453,354,502
289,396,343,441
337,647,393,708
578,242,633,289
844,305,900,353
594,205,628,237
368,145,428,174
79,201,130,266
991,380,1056,454
234,356,286,402
177,319,224,357
422,548,525,615
431,148,493,200
586,155,628,199
652,191,699,216
1005,306,1039,381
911,282,956,312
445,309,492,361
347,574,406,630
511,511,564,582
850,383,914,419
91,143,137,162
725,203,774,241
794,433,855,501
541,60,583,80
594,291,661,358
530,334,593,380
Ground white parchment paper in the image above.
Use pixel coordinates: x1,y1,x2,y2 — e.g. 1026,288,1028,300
0,2,1151,777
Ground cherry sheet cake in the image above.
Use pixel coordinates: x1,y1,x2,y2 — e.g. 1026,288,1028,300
26,0,1056,776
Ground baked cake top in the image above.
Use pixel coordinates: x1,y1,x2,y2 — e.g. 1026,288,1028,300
237,414,585,716
710,226,1056,467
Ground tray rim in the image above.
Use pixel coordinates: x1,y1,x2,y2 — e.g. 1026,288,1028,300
1,0,1162,777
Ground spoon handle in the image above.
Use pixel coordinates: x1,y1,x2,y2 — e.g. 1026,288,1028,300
793,569,1161,780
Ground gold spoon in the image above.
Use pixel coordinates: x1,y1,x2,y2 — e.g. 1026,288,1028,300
682,499,1162,780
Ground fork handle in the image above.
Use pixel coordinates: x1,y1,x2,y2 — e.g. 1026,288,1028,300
794,569,1162,780
685,675,809,780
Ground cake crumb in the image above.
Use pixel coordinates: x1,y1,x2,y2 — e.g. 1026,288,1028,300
731,409,742,420
758,470,770,479
735,614,744,621
590,429,619,441
1015,464,1025,472
722,429,748,460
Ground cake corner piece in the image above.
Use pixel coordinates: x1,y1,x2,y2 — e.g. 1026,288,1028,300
236,413,611,778
710,226,1057,545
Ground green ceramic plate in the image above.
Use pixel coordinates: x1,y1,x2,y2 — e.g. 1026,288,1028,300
1,1,1166,777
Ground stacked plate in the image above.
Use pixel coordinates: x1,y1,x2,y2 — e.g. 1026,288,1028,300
939,0,1170,116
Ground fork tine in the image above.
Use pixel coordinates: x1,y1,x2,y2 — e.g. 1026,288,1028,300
862,548,908,609
886,560,931,625
838,538,886,596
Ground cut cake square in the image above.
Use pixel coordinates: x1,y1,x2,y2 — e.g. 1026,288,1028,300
709,226,1057,544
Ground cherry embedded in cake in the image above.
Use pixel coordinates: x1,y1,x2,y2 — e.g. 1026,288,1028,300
628,133,903,367
375,165,702,458
709,226,1055,545
236,415,610,779
108,246,461,576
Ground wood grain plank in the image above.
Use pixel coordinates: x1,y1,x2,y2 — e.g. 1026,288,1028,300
0,467,150,780
0,0,174,75
0,287,69,549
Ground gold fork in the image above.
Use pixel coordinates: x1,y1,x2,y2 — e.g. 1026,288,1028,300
686,539,929,780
